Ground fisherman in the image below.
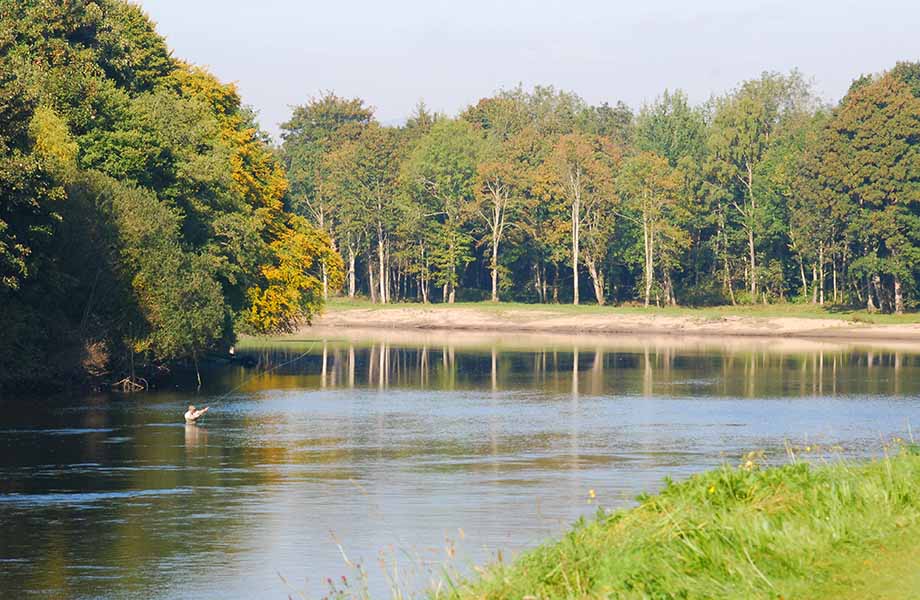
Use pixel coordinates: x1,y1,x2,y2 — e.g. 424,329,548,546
184,404,209,423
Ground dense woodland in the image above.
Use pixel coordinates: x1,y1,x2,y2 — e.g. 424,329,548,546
280,63,920,313
0,1,340,389
1,1,918,390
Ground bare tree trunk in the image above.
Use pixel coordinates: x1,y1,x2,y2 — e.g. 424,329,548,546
719,204,736,305
347,247,356,298
866,275,876,313
552,263,559,303
872,273,884,312
894,275,905,314
747,163,757,299
377,233,387,304
533,263,544,303
643,215,654,307
571,194,580,306
811,264,818,304
798,257,808,300
586,260,605,305
321,260,329,301
818,244,825,305
490,240,499,302
664,270,677,306
748,227,756,298
368,256,377,304
541,263,547,303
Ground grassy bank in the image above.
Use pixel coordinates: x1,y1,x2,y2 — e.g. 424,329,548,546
439,449,920,600
324,298,920,325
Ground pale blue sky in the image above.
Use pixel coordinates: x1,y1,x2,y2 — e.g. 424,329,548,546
138,0,918,140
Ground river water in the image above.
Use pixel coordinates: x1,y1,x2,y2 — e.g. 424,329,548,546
2,328,919,599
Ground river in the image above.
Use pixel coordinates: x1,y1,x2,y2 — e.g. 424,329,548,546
2,328,919,599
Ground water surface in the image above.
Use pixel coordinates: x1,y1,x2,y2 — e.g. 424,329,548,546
2,329,919,598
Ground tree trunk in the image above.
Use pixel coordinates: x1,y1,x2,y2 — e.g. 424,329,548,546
490,240,499,302
748,227,756,299
664,270,677,306
347,247,356,298
541,263,547,303
799,258,808,301
533,263,544,303
811,264,818,304
368,256,377,304
866,275,876,313
321,260,329,301
377,233,387,304
872,273,884,313
894,275,905,315
818,244,825,305
719,204,736,305
586,260,605,305
643,215,654,307
747,164,757,299
572,194,580,306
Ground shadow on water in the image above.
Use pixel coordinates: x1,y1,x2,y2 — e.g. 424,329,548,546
2,329,920,599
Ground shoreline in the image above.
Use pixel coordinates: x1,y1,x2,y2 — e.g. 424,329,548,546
441,452,920,600
310,301,920,343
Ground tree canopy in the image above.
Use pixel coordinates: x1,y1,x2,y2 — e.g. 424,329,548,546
0,0,338,389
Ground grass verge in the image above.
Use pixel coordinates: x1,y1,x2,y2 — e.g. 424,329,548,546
438,449,920,600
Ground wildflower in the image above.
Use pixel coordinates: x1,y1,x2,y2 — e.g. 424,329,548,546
588,489,596,499
708,485,716,495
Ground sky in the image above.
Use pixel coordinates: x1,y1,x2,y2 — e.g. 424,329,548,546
138,0,919,141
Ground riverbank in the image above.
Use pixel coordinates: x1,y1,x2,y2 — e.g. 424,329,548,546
440,449,920,600
312,299,920,341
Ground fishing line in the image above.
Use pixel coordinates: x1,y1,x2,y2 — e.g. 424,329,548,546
206,340,319,405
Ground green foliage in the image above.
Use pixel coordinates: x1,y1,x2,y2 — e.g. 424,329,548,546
276,65,917,312
443,451,920,599
0,0,338,389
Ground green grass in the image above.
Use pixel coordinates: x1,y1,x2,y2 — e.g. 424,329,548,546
325,297,920,325
438,449,920,600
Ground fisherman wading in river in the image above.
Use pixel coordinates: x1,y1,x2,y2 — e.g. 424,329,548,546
184,405,209,423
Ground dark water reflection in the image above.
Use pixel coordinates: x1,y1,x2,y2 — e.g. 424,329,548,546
2,329,920,599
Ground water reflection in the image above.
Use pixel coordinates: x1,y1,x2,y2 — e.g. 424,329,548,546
234,327,920,399
1,329,919,599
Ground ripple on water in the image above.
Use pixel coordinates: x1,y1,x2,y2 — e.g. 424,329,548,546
0,428,115,435
0,487,193,508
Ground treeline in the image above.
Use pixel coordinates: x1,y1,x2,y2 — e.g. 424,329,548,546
282,64,920,312
0,1,338,389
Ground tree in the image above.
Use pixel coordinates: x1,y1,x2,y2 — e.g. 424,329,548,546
619,152,685,306
539,134,616,304
636,90,706,167
804,68,920,313
326,123,403,303
709,71,815,301
472,132,530,301
281,93,371,297
403,119,482,303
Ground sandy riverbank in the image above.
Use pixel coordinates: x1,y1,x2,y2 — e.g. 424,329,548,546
310,303,920,342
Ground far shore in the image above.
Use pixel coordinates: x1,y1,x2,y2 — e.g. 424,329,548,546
307,299,920,343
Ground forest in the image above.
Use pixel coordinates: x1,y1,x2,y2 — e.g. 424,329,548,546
1,0,918,390
280,64,920,313
0,1,340,389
